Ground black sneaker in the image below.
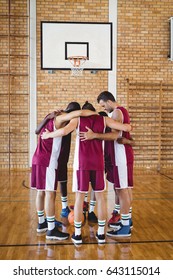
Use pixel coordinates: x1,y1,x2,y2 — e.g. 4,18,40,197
71,233,82,244
96,232,106,244
37,220,48,233
88,211,98,223
46,227,69,240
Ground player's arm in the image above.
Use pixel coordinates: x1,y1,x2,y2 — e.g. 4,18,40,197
117,136,135,146
105,116,131,132
35,111,61,134
41,119,78,139
80,116,131,141
80,127,120,141
54,109,97,128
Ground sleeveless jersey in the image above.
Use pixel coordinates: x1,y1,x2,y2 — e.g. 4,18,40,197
32,118,62,169
73,115,105,171
113,106,134,166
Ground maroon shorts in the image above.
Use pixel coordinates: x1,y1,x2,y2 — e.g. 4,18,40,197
106,164,133,189
73,170,105,192
31,164,58,191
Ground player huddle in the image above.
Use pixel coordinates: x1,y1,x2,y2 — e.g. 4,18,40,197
31,91,134,245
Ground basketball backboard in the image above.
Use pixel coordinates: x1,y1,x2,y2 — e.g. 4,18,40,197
41,21,112,71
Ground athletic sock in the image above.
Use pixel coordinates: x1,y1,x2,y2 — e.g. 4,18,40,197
84,193,88,203
121,213,130,226
129,206,132,219
98,220,106,235
74,221,82,236
61,196,68,209
89,200,96,213
47,216,55,231
114,204,120,214
37,210,45,224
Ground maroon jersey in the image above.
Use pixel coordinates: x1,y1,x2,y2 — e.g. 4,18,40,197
74,115,105,171
32,118,62,169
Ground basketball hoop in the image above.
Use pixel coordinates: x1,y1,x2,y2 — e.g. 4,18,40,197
68,56,87,76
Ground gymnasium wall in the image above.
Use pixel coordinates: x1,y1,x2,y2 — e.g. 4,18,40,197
0,0,173,170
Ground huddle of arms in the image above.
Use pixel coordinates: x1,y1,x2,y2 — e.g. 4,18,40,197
41,110,133,144
41,109,98,139
80,116,134,144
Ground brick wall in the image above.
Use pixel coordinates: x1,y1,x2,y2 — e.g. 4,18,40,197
36,0,109,168
0,0,173,170
117,0,173,169
0,0,29,169
117,0,173,105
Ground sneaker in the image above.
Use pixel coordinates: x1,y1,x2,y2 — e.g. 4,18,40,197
60,206,71,218
71,233,82,245
55,219,63,227
108,211,121,226
37,220,48,233
106,225,131,238
46,227,69,240
88,211,98,223
96,232,106,244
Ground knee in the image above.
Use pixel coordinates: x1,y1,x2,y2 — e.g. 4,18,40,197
46,191,56,201
37,191,45,199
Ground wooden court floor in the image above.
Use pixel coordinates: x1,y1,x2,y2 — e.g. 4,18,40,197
0,168,173,260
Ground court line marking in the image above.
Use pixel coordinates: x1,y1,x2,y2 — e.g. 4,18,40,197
1,239,173,248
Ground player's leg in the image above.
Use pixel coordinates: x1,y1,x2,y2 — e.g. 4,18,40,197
36,190,47,233
95,191,106,243
88,188,98,222
71,170,89,245
107,188,131,237
107,165,131,237
32,164,47,233
60,181,71,217
91,170,106,243
106,166,121,226
44,167,69,240
71,191,86,244
128,187,133,228
108,188,121,226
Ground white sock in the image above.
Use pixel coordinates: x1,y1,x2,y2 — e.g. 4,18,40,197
37,210,45,224
114,204,120,214
74,221,82,236
121,214,130,226
84,193,88,203
98,220,106,235
47,216,55,231
61,196,68,209
129,206,132,219
89,200,96,213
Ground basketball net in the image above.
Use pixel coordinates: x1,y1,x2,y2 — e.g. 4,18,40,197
68,56,87,76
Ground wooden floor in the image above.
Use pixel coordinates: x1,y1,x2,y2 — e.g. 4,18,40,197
0,168,173,260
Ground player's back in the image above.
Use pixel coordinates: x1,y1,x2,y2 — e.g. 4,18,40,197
77,115,105,170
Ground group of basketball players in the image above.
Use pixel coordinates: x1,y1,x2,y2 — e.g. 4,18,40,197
31,91,134,245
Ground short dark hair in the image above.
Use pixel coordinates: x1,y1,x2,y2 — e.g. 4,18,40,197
98,111,108,117
82,101,96,112
64,102,81,113
97,91,115,103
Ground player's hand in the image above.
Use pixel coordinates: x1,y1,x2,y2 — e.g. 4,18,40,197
41,128,51,139
117,137,126,144
79,126,95,141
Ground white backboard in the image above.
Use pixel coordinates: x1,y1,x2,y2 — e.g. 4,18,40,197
41,21,112,70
